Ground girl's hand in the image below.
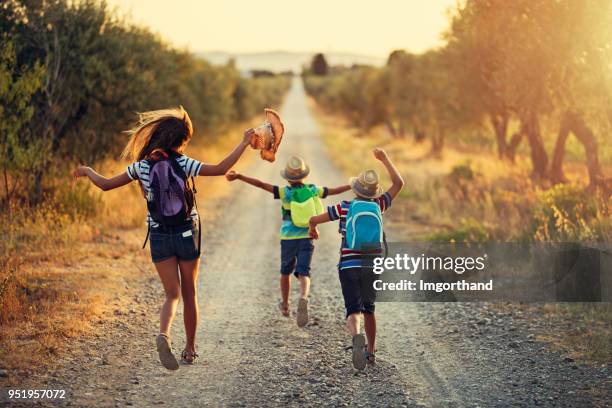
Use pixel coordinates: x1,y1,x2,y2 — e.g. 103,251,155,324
373,147,388,161
225,170,240,181
243,128,256,146
73,166,90,178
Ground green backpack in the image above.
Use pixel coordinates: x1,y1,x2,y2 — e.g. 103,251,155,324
285,185,324,227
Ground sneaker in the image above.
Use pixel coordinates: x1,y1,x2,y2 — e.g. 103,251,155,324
297,298,309,327
352,333,367,370
156,334,179,370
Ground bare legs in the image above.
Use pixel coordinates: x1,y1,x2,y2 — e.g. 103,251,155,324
298,275,310,299
346,312,377,353
154,256,200,352
280,274,311,310
363,313,377,353
155,258,181,336
280,275,290,312
179,258,200,352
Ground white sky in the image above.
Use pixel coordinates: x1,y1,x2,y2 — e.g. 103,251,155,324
106,0,457,57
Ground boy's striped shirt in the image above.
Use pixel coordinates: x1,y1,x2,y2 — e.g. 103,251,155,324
327,193,392,271
126,155,202,228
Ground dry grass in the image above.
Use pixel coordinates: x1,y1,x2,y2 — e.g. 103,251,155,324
0,122,255,379
493,302,612,365
533,303,612,364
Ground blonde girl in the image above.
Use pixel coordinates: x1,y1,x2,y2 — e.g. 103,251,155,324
73,107,253,370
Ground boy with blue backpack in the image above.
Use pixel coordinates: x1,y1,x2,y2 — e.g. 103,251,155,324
226,155,350,327
308,148,404,370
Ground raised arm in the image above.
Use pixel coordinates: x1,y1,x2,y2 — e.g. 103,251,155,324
73,166,132,191
198,129,253,176
326,184,351,196
373,147,404,200
225,170,275,193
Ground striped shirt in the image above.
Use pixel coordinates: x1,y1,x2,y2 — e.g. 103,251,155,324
126,155,203,228
327,193,392,270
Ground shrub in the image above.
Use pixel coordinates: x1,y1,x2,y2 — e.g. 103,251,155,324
529,184,610,242
427,218,492,243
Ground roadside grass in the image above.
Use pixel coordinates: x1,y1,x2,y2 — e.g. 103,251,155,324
533,303,612,364
308,98,611,365
0,122,255,380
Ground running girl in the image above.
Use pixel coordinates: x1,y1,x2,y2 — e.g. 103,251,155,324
73,107,253,370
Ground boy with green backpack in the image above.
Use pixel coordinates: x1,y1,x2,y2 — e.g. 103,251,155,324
225,156,350,327
308,148,404,370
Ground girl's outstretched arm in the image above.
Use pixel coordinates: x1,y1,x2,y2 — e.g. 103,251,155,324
326,185,351,196
373,147,404,200
308,213,331,239
225,170,274,193
73,166,132,191
198,130,253,176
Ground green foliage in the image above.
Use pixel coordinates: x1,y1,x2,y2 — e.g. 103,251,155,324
0,37,44,203
0,0,290,205
51,182,102,219
303,67,392,130
448,162,475,181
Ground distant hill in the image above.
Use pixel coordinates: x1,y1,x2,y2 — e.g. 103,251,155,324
197,51,385,73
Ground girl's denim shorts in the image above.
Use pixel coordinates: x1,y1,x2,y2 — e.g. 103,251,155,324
149,221,200,263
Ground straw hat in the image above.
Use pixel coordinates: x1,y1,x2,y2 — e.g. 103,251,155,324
265,108,284,142
349,169,383,199
280,156,310,181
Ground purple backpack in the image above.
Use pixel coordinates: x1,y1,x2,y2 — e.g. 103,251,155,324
146,153,195,227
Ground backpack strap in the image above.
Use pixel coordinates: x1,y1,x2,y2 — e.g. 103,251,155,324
142,225,150,249
191,176,201,256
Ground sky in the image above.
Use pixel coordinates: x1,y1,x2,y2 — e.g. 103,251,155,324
105,0,457,57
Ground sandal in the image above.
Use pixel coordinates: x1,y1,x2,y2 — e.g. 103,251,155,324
296,298,309,327
352,334,367,370
156,334,179,371
365,351,376,365
278,301,290,317
181,350,199,364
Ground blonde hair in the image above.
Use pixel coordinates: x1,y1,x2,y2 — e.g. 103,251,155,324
121,106,193,162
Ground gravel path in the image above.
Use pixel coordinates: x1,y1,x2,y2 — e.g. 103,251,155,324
7,78,610,407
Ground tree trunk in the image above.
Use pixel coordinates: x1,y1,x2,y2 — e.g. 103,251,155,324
490,112,509,159
385,119,397,138
550,113,571,184
521,114,548,180
555,111,604,188
506,131,523,163
398,120,406,138
430,128,445,157
3,167,10,206
33,169,44,204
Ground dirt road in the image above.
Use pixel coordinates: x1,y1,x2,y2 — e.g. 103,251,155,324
12,78,609,407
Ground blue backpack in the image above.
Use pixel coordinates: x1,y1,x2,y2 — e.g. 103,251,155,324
345,200,384,250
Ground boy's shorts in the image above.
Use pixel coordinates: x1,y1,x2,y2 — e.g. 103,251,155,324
338,267,376,318
280,238,314,277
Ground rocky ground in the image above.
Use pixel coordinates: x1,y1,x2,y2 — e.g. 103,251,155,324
2,78,609,407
